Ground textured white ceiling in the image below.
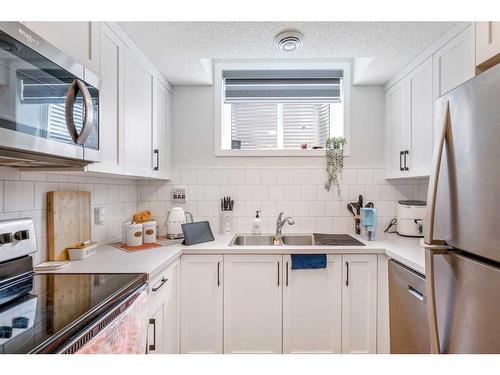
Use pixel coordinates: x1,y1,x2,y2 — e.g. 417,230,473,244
118,22,454,85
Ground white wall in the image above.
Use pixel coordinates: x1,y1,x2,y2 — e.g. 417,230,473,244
171,84,386,168
0,167,138,265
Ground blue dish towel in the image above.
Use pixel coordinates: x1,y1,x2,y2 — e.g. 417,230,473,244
291,254,327,269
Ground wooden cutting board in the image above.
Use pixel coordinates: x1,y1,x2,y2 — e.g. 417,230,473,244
47,191,91,261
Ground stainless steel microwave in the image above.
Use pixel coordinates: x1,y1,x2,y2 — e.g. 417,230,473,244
0,22,100,169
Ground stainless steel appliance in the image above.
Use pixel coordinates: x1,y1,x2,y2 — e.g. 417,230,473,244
0,218,148,354
388,259,430,353
0,22,100,169
396,200,426,237
424,62,500,354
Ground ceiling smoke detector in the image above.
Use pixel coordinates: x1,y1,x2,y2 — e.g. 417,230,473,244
275,30,303,52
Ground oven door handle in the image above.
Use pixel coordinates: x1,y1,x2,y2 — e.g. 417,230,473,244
65,79,94,145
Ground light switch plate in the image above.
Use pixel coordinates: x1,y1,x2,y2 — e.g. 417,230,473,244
94,207,106,224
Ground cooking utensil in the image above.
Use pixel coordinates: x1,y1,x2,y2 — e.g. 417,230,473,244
358,195,364,210
365,202,374,208
347,203,357,217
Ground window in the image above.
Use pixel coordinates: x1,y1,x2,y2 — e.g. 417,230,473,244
215,64,350,156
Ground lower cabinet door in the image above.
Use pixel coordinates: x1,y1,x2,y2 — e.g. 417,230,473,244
283,254,342,353
180,255,223,353
224,255,283,353
164,259,180,354
341,254,378,354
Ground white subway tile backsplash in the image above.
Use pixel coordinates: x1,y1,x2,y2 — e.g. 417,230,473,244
357,169,374,184
229,169,245,185
252,185,269,201
156,183,172,201
187,184,205,201
181,169,197,184
284,185,301,201
0,167,20,180
245,169,261,185
293,169,310,185
293,200,308,216
301,217,317,232
4,181,34,212
340,169,358,185
316,216,333,232
236,185,252,201
34,182,59,209
260,168,277,185
212,169,229,185
196,169,212,184
94,184,109,204
47,174,69,183
277,168,293,184
300,185,316,201
309,201,326,217
205,185,221,200
309,168,325,185
381,184,397,201
269,185,285,201
0,183,3,212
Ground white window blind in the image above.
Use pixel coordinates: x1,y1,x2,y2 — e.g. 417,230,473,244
47,103,83,144
222,68,345,151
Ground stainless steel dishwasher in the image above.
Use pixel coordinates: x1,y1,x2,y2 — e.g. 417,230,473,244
388,259,430,353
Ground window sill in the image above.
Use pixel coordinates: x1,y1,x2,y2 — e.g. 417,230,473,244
214,149,351,157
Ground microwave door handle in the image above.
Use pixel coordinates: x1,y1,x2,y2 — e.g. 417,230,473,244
65,79,94,145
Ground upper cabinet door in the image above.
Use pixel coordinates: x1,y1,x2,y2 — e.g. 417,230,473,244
180,255,223,354
341,254,378,354
283,254,342,354
476,22,500,70
152,80,171,179
87,24,123,174
386,79,408,178
433,25,475,99
123,49,154,177
23,22,100,75
407,57,434,177
224,255,283,354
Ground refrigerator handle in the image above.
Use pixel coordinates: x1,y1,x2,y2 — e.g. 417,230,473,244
425,100,450,245
425,248,442,354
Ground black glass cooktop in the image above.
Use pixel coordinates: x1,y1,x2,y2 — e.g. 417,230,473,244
0,273,145,354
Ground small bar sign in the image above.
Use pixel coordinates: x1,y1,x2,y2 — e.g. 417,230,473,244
172,187,187,202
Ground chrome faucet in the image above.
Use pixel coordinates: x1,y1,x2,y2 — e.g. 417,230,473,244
276,212,295,235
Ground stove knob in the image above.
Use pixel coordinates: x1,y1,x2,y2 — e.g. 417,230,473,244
14,230,30,241
0,232,14,244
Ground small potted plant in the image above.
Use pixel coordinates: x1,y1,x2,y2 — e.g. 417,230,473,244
324,136,346,196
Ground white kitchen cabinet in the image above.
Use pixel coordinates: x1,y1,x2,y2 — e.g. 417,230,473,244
147,259,180,354
123,49,154,177
341,254,378,354
386,57,434,179
87,24,124,175
180,255,223,354
23,22,100,75
476,22,500,71
282,254,342,354
407,57,434,176
152,79,171,179
386,79,409,178
224,255,283,354
433,25,475,99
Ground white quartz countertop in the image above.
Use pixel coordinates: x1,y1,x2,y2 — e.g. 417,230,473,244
42,233,425,278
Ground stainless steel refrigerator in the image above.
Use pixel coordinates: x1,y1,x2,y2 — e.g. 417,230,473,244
424,62,500,354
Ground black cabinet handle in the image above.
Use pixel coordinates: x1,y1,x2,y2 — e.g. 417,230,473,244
277,262,280,286
149,318,156,351
399,151,404,171
153,149,159,171
345,261,350,286
286,261,289,287
217,261,220,286
152,277,168,292
404,150,410,171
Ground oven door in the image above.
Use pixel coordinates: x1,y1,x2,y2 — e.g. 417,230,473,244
0,23,99,164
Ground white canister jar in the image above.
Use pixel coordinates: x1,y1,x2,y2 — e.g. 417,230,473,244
142,220,157,243
126,223,143,247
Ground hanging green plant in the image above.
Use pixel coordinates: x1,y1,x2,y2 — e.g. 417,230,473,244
324,136,346,195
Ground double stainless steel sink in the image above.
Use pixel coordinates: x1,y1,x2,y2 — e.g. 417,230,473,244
230,234,315,246
229,233,365,247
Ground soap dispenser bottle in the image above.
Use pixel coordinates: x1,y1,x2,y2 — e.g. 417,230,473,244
252,211,262,235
